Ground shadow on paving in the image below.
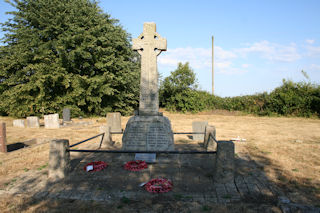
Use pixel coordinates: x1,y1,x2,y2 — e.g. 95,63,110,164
1,141,319,213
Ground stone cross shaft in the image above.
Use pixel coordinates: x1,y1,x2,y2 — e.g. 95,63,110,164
132,22,167,115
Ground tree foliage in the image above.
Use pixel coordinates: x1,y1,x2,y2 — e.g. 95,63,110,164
159,62,207,112
159,62,320,117
0,0,140,117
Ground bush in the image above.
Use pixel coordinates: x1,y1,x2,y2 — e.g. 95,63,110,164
160,65,320,118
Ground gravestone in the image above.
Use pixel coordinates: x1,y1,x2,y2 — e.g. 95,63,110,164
204,125,217,151
122,22,174,151
0,123,7,153
26,116,40,128
192,121,208,141
48,139,70,181
13,119,25,128
44,114,60,129
106,112,122,133
214,141,235,183
63,108,71,122
99,125,113,148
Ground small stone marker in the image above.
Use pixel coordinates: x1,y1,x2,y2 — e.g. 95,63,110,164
106,112,122,133
204,125,217,151
0,123,7,153
48,139,70,181
63,108,71,122
26,116,40,128
13,119,25,128
99,125,113,148
135,153,156,163
192,121,208,141
214,141,235,183
44,114,60,129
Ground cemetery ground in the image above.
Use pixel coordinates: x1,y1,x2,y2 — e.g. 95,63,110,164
0,110,320,212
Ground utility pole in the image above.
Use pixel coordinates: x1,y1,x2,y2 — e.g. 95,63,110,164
212,36,214,95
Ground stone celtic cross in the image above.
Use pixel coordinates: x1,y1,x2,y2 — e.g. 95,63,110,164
132,22,167,116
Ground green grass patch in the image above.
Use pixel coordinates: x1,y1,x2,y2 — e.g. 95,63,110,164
120,196,130,204
222,194,232,199
174,194,193,200
201,205,212,211
37,163,48,171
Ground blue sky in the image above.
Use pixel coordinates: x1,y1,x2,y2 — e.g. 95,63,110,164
1,0,320,97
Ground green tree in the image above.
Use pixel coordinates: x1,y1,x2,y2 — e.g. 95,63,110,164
160,62,208,112
0,0,139,117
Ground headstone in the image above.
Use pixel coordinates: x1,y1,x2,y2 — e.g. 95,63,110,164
214,141,235,183
0,123,7,153
135,153,156,163
204,125,217,151
48,139,70,181
99,125,113,148
26,116,40,128
106,112,122,133
192,121,208,141
44,114,60,129
13,119,25,128
63,108,71,122
122,23,174,151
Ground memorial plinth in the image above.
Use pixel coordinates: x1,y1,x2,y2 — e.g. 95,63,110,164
122,22,174,151
123,116,174,151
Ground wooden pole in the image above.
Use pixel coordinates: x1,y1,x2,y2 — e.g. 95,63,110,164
212,36,214,95
0,123,7,153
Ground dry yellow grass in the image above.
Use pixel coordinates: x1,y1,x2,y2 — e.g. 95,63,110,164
0,110,320,206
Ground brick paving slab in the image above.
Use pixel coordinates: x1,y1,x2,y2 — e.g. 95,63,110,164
0,142,288,207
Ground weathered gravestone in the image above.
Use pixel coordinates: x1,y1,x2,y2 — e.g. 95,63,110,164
0,123,7,153
106,112,122,133
48,139,70,181
63,108,71,122
192,121,208,141
26,116,40,128
44,114,60,129
204,125,217,151
214,141,235,183
122,23,174,151
99,125,113,148
13,119,25,128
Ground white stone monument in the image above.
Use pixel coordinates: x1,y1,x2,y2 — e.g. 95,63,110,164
13,119,25,128
106,112,122,132
122,23,174,151
192,121,208,141
26,116,40,128
44,114,60,129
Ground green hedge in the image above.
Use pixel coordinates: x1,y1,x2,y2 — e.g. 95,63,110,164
160,79,320,117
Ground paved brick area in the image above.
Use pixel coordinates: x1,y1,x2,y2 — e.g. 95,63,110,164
1,142,319,212
0,143,276,203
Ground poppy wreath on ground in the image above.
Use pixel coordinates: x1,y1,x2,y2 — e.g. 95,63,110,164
83,161,107,172
123,160,148,171
144,178,173,193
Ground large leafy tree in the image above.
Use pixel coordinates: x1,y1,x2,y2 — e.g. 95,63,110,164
0,0,139,117
160,62,207,112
